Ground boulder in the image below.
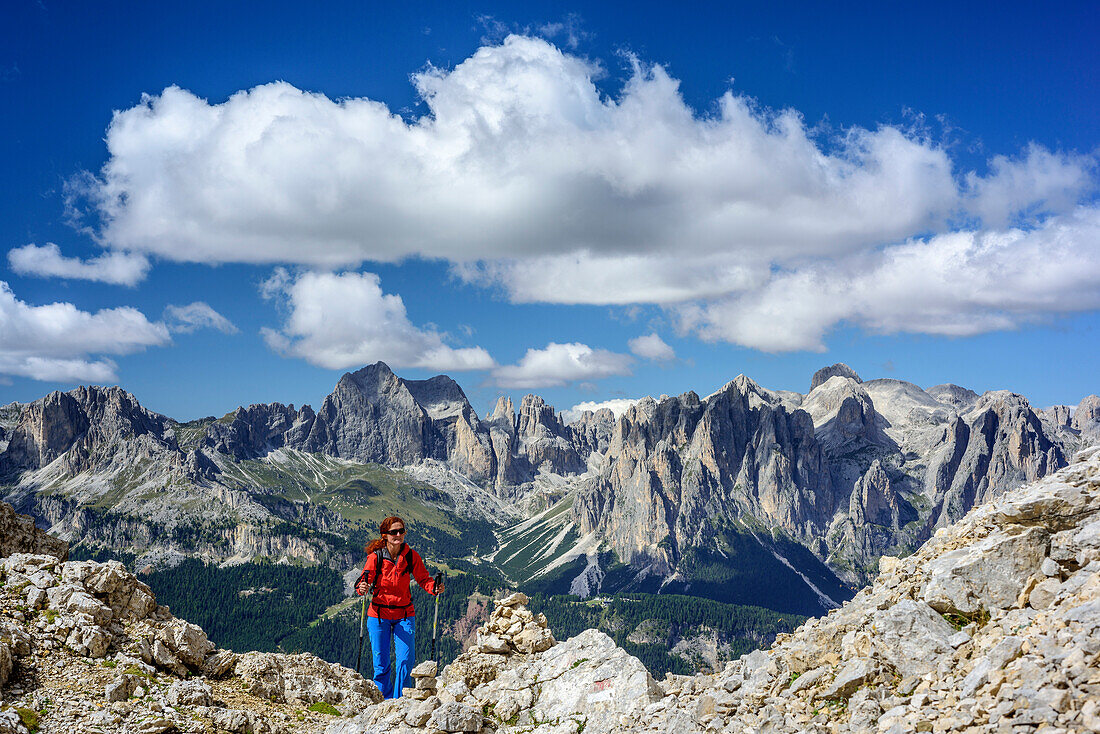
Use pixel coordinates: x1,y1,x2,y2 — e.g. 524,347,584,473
513,624,555,653
820,657,875,699
497,592,529,608
201,648,239,678
410,660,437,678
66,625,111,658
105,674,141,702
523,629,664,732
922,526,1048,614
236,652,382,711
869,599,955,678
477,632,510,654
158,618,215,668
167,679,213,707
46,584,113,626
426,701,482,732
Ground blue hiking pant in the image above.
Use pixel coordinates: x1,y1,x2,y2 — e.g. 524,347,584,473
366,615,415,699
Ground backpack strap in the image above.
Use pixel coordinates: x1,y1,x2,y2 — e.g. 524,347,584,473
369,548,384,595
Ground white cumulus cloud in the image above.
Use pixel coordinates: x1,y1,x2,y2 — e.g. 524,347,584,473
164,302,239,334
964,145,1096,228
68,34,1099,349
628,332,675,361
679,207,1100,352
8,243,150,286
0,281,170,382
492,342,634,388
260,270,495,372
73,35,997,273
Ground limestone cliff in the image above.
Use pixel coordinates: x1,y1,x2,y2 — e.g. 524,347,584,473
574,377,837,582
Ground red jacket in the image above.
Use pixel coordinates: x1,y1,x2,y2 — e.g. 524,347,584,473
357,544,438,619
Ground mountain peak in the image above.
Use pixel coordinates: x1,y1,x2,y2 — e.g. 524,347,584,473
810,363,862,392
400,374,472,421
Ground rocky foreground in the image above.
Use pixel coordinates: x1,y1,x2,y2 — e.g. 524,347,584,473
2,446,1100,733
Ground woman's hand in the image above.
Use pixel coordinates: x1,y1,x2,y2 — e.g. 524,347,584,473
356,580,368,595
435,580,445,595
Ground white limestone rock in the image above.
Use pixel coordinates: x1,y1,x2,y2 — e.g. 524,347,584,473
167,679,213,707
922,525,1048,614
426,701,482,732
236,651,383,712
869,599,955,678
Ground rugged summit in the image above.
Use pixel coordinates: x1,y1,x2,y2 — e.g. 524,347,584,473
210,363,585,492
522,369,1085,611
576,377,833,572
0,362,1091,615
810,363,862,392
1,386,170,476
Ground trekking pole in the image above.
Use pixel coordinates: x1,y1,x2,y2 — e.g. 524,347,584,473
431,572,445,665
355,592,367,675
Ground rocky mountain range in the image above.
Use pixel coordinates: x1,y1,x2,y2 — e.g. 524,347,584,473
1,444,1098,733
1,361,1097,616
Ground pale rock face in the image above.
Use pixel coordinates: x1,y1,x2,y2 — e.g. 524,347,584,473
2,386,169,476
926,383,980,412
446,407,495,483
862,377,951,431
809,363,862,392
922,525,1049,614
1,390,89,471
296,362,430,466
204,402,311,460
569,407,616,457
1043,404,1075,429
802,376,885,453
515,394,584,476
925,390,1066,531
847,460,902,528
574,376,839,594
1075,395,1100,435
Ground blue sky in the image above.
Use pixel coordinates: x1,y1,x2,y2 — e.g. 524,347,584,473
1,1,1097,421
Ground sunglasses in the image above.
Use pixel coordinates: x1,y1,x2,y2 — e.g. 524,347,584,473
386,527,406,536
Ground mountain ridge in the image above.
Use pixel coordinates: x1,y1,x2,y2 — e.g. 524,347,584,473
1,362,1096,618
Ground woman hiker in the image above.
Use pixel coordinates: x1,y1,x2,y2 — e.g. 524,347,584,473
355,516,443,699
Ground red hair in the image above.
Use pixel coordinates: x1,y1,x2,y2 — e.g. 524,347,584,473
364,516,405,554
